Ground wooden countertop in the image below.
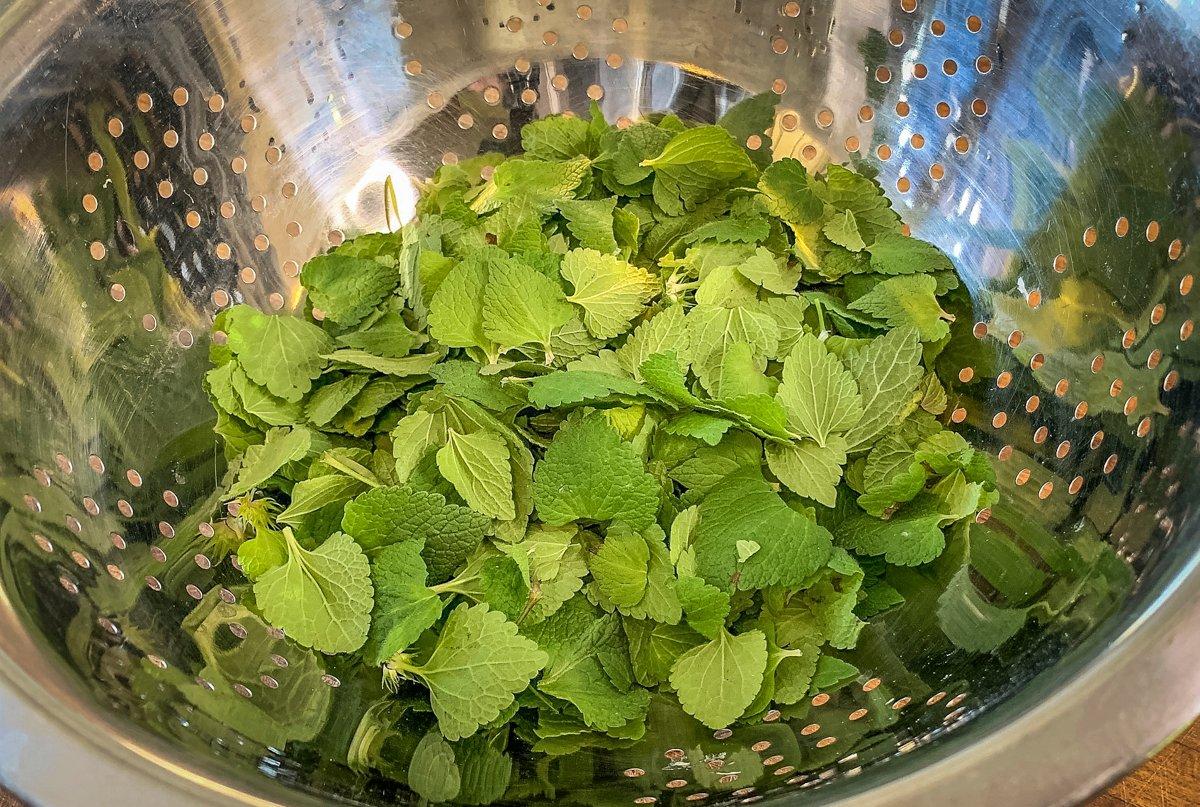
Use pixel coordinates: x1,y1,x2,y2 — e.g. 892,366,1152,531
1089,720,1200,807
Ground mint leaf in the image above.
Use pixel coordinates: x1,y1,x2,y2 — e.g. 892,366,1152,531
616,305,690,379
237,530,287,581
522,115,592,161
225,306,331,401
399,603,547,740
533,417,660,530
437,429,516,521
322,349,441,377
736,247,801,295
669,628,767,728
589,527,650,607
431,361,526,411
662,413,734,446
278,474,369,526
561,248,659,338
558,198,619,254
429,254,492,356
676,575,730,639
253,530,373,653
305,375,372,427
823,209,866,252
836,511,945,565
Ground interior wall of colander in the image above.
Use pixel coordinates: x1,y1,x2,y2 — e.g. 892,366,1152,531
0,0,1199,805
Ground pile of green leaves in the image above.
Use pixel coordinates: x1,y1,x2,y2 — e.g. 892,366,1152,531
204,100,999,750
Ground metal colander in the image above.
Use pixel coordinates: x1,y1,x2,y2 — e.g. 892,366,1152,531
1,0,1199,805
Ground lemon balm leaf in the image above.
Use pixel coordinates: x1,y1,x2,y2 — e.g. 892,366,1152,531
436,430,517,521
253,530,373,654
401,603,548,741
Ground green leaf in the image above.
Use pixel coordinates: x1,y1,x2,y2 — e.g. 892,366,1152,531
533,417,660,530
669,628,768,728
589,527,651,607
453,734,514,806
717,91,778,168
336,310,422,358
642,126,757,215
471,156,592,214
322,349,441,377
736,247,801,295
823,209,866,252
615,306,690,379
278,474,369,526
757,158,823,223
686,304,780,380
561,248,659,338
662,413,734,446
236,531,287,581
301,254,398,326
558,198,619,254
429,252,495,353
842,326,924,451
867,230,954,275
229,427,312,497
526,369,647,408
409,731,462,803
342,485,490,580
624,617,702,687
765,436,847,507
436,429,517,521
591,525,682,624
224,306,332,401
693,472,834,591
758,296,811,356
522,115,593,161
430,361,525,412
776,332,863,444
836,511,945,565
483,256,574,357
849,274,954,342
403,603,548,740
365,541,444,665
525,598,650,731
676,576,730,640
720,394,791,439
253,530,373,654
639,351,702,407
305,375,372,427
810,654,860,693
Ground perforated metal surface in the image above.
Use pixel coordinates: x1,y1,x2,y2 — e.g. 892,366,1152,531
0,1,1199,805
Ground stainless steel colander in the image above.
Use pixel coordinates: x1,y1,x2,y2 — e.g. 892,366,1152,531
1,0,1199,804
